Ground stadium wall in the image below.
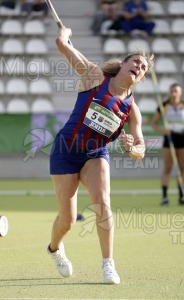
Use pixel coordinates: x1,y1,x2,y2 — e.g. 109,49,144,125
0,153,175,179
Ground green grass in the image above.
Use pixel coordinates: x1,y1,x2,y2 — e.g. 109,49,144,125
0,178,184,299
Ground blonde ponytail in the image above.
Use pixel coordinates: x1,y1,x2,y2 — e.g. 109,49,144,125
102,59,122,77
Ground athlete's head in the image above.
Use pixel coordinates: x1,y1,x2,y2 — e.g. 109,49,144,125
169,83,182,103
102,51,154,81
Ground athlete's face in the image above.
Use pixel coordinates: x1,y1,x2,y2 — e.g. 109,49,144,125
170,86,182,103
120,55,148,85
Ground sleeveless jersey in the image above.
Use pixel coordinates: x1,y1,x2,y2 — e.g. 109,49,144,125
158,100,184,133
58,77,134,150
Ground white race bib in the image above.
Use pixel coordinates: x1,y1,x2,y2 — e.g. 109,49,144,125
83,102,121,137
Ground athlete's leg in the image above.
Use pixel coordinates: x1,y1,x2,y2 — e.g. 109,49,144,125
176,148,184,182
50,173,79,251
80,158,113,258
161,148,173,186
80,158,120,284
176,148,184,201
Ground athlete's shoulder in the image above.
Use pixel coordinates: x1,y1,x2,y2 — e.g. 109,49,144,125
129,101,141,117
78,76,110,94
156,98,169,113
78,68,105,92
163,99,170,106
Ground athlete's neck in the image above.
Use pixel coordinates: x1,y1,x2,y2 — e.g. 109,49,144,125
109,77,131,99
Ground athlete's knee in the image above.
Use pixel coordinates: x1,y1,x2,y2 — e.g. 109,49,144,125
57,216,76,233
92,190,110,203
164,163,173,173
95,203,114,231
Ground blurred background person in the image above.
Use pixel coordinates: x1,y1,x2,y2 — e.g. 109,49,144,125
0,0,17,9
108,0,130,32
20,0,49,20
110,0,155,35
152,83,184,206
91,0,119,34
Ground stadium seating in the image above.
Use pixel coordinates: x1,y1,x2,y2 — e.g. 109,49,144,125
1,19,23,35
2,39,24,54
23,20,46,35
168,1,184,16
0,101,5,113
0,80,5,94
4,57,26,75
138,98,157,113
6,99,30,113
0,5,20,16
134,78,155,94
171,19,184,34
153,19,170,35
25,39,48,54
6,78,28,95
159,77,178,93
103,38,126,55
154,57,177,74
0,0,183,115
27,58,50,75
127,39,150,53
31,98,54,113
71,36,102,54
177,38,184,54
53,0,96,17
151,38,175,54
181,61,184,72
147,1,165,16
29,78,52,95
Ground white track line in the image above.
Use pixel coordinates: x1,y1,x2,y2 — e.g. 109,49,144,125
0,189,178,196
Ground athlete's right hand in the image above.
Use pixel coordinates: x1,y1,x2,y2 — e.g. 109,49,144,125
56,26,72,47
162,128,171,135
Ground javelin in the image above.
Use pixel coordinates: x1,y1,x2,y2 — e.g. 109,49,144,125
151,68,184,197
44,0,73,46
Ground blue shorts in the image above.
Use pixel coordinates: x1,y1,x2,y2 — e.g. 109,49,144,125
50,136,110,175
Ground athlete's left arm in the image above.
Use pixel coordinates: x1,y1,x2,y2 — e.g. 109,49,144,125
127,102,146,160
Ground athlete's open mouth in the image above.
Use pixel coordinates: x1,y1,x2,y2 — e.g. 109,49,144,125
130,70,137,77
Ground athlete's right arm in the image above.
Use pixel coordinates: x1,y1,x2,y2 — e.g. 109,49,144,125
152,111,170,135
55,27,104,91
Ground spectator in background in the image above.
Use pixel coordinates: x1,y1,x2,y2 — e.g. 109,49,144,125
108,0,130,32
152,83,184,206
110,0,155,35
20,0,48,19
0,0,17,9
91,0,119,34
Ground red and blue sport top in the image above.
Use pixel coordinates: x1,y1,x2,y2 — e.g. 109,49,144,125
58,76,134,150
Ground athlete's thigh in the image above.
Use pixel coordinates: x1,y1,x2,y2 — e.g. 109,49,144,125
176,148,184,171
51,174,79,219
162,148,173,167
80,158,110,202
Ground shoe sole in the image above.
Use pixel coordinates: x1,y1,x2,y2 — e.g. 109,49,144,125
104,280,120,284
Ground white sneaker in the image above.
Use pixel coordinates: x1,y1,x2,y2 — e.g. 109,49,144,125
47,243,73,277
102,258,120,284
0,215,8,237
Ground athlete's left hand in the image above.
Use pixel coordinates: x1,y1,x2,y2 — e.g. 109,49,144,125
121,129,134,152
